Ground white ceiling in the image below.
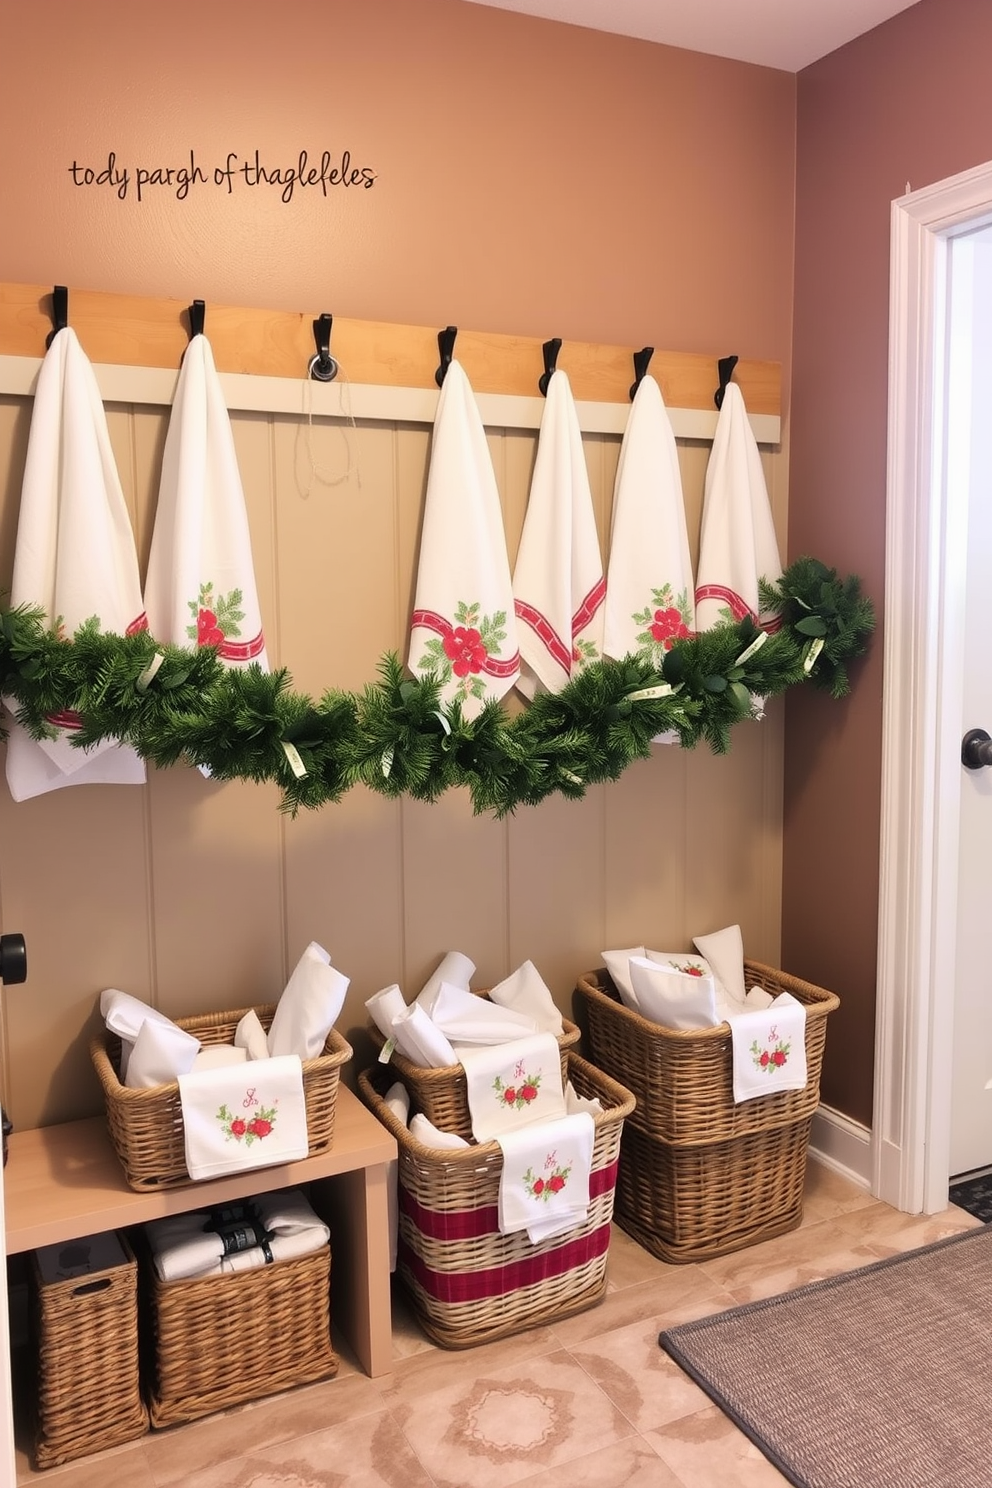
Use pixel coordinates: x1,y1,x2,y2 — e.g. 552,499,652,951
462,0,922,72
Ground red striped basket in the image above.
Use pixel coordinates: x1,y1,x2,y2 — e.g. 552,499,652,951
359,1052,635,1348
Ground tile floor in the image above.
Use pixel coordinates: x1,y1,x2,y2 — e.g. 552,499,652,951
14,1161,981,1488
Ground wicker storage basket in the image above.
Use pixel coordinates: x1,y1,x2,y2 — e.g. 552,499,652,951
31,1231,148,1468
141,1241,337,1427
368,992,580,1143
91,1004,351,1191
359,1051,635,1349
574,958,839,1263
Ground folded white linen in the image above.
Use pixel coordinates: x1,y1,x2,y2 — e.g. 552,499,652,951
366,983,409,1042
101,988,182,1043
487,960,564,1036
692,924,747,1006
124,1017,201,1089
496,1111,595,1241
383,1081,409,1274
459,1033,566,1143
603,373,694,744
145,1189,329,1280
389,1003,459,1068
143,332,268,670
565,1080,603,1116
628,956,723,1031
190,1045,249,1072
4,327,148,800
694,381,783,633
600,946,645,1007
409,1113,472,1149
414,951,476,1016
744,986,775,1011
729,992,808,1103
512,368,605,698
267,941,348,1060
384,1080,410,1126
234,1008,270,1061
432,982,538,1045
408,359,520,719
177,1054,308,1181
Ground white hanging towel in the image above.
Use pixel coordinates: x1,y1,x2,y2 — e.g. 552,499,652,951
4,328,148,801
603,374,695,667
143,333,267,668
694,381,783,632
728,992,807,1103
459,1032,566,1143
177,1054,308,1181
408,360,519,720
512,369,605,698
496,1111,594,1242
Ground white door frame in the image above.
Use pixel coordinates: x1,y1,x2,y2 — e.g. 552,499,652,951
875,158,992,1214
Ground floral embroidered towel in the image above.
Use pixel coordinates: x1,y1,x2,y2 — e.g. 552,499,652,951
728,992,807,1103
408,360,519,719
512,369,605,698
496,1111,595,1241
143,333,268,669
694,381,782,632
603,373,694,671
459,1032,566,1143
4,327,148,800
177,1054,308,1181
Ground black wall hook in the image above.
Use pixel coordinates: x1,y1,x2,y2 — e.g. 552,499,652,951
45,285,69,350
309,312,339,382
539,338,562,397
435,325,458,387
714,354,739,410
187,299,206,340
629,346,654,401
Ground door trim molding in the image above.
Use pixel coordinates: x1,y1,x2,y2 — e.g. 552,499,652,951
875,159,992,1213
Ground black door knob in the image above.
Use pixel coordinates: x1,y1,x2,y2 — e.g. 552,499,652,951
962,728,992,770
0,933,26,985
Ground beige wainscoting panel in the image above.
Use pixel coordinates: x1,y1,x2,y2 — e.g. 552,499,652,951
0,385,787,1127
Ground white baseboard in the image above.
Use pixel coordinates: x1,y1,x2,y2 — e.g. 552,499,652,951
808,1103,873,1191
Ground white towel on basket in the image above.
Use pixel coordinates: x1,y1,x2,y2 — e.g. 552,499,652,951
415,950,476,1016
694,381,783,633
512,368,605,698
145,1189,329,1280
408,360,519,719
729,992,807,1103
488,960,564,1036
431,982,537,1045
459,1033,566,1143
4,327,148,800
177,1054,308,1181
496,1111,595,1242
143,332,268,669
266,940,348,1060
603,373,695,694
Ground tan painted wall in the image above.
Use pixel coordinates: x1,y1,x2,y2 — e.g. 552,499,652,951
0,0,797,1129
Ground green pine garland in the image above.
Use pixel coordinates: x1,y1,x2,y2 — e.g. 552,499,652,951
0,557,874,817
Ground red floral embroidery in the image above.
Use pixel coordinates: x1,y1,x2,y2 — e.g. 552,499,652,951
649,606,692,649
197,607,225,647
443,625,488,677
